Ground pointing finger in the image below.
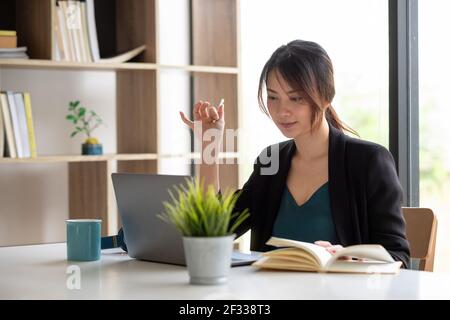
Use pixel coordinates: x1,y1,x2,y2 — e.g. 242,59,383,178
209,107,219,121
179,111,194,129
217,103,224,120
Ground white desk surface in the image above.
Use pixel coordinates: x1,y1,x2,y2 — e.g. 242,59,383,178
1,243,449,300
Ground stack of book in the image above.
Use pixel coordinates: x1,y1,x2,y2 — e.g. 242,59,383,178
55,0,99,62
0,30,29,59
0,91,37,158
54,0,145,63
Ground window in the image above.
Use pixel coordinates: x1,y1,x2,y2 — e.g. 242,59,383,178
240,0,389,175
419,0,450,272
238,0,389,253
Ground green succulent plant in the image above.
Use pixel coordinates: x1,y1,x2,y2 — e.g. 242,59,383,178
65,100,106,144
158,177,249,237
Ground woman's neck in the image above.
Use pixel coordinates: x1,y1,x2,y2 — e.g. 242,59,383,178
293,118,329,162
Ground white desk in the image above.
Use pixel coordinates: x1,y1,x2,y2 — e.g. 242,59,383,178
1,243,449,300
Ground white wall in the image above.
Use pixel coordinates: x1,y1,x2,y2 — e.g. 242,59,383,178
158,69,191,175
157,0,191,175
0,69,116,246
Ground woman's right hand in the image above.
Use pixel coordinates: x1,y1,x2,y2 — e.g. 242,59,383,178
179,100,225,143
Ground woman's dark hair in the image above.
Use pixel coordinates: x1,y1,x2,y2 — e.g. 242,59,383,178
258,39,357,135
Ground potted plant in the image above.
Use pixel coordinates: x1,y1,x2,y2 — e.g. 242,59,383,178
159,177,249,285
65,100,106,155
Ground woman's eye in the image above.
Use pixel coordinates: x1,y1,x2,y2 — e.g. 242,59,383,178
291,97,303,103
268,96,277,100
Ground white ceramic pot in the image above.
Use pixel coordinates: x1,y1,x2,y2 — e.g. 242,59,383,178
182,234,236,285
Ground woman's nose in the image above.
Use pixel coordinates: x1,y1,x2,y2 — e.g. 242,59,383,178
277,103,292,117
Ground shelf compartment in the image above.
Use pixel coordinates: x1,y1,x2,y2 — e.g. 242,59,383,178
116,0,156,63
192,0,237,67
0,0,53,59
15,0,53,59
193,73,239,153
116,69,158,174
68,161,109,236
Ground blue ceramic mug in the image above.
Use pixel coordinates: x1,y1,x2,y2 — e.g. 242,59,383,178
66,219,102,261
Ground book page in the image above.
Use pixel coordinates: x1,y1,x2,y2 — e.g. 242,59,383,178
324,260,402,274
263,248,320,267
322,244,402,273
267,237,332,267
326,244,395,267
252,256,318,272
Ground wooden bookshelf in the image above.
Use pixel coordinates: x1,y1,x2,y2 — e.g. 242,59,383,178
0,0,242,238
0,153,158,163
0,59,239,73
0,152,240,164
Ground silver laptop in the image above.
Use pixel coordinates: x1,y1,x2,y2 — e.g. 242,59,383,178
111,173,261,267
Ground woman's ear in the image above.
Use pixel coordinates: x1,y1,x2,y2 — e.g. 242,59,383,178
324,102,335,114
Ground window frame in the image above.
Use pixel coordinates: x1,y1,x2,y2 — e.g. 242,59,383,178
389,0,419,206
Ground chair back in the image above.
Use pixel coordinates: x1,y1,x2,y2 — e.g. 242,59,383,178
402,207,438,272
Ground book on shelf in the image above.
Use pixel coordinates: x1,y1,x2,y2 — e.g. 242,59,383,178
23,93,37,158
0,93,17,158
55,2,67,61
0,30,17,37
13,93,31,158
0,30,26,57
0,97,3,157
0,47,29,59
80,1,94,62
0,36,17,49
0,92,37,158
54,0,145,64
58,1,82,62
85,0,100,61
5,92,23,158
0,30,17,48
69,1,87,62
252,237,403,274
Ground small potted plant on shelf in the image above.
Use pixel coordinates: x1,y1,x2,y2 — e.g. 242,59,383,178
159,177,249,285
65,100,106,155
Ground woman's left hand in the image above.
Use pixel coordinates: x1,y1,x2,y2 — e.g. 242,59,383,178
314,240,352,260
314,240,344,254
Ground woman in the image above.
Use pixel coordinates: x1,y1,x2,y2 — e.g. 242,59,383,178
180,40,410,268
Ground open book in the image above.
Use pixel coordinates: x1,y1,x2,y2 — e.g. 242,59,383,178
252,237,402,274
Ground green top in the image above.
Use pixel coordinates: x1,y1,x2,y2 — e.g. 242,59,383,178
272,182,338,244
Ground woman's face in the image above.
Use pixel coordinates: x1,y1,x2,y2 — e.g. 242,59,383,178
266,70,316,139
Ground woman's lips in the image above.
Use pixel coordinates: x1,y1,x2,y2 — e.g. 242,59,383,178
279,121,297,129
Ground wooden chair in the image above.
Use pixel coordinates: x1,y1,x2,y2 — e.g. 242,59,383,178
402,207,438,272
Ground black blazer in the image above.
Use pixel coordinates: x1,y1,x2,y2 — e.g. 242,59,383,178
231,123,411,268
